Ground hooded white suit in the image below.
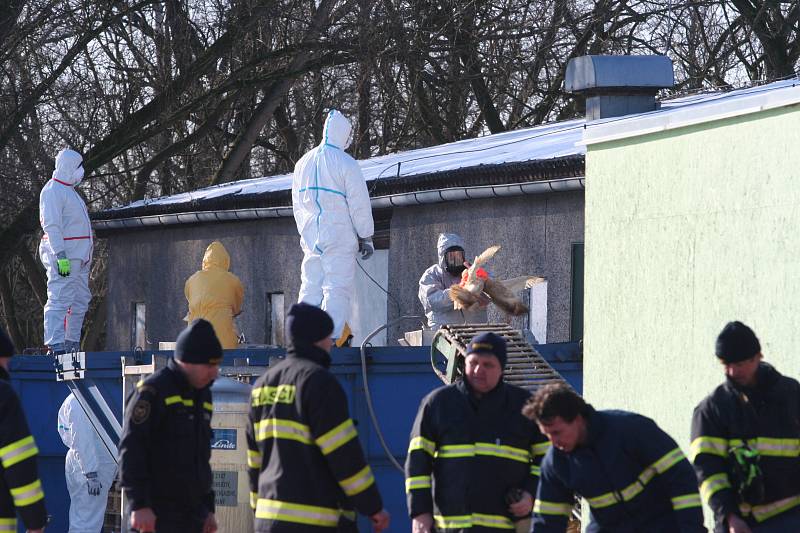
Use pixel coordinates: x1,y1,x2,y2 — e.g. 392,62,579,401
57,393,116,532
292,110,374,338
39,149,93,349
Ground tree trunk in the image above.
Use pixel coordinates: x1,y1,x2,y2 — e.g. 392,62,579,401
0,270,25,350
210,0,339,185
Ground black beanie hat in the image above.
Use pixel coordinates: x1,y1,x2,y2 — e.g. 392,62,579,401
716,321,761,363
286,303,334,344
0,327,14,358
467,332,507,368
175,319,223,364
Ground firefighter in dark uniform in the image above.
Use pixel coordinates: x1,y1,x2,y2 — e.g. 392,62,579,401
691,321,800,533
0,327,47,533
119,319,222,533
405,332,549,533
246,303,390,532
525,383,705,533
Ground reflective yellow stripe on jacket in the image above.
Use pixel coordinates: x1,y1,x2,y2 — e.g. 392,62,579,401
434,515,473,529
405,475,432,493
316,419,358,455
255,498,341,527
339,465,375,497
532,442,550,457
690,436,800,461
533,499,572,516
0,518,16,532
699,472,731,502
584,448,695,510
254,418,312,444
740,493,800,523
408,436,436,456
10,479,44,507
433,513,515,530
247,449,262,469
436,442,530,463
164,395,194,407
472,513,515,529
0,435,38,468
671,493,703,511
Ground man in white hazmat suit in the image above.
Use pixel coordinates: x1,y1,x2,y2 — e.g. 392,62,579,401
292,109,374,345
57,393,117,532
419,233,488,329
39,148,93,353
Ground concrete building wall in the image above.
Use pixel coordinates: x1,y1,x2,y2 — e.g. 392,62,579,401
105,217,304,350
104,190,585,350
387,191,585,344
583,104,800,456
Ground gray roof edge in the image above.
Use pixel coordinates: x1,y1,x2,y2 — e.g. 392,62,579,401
93,155,585,222
93,175,585,233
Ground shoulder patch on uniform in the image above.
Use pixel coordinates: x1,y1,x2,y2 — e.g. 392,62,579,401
132,399,151,424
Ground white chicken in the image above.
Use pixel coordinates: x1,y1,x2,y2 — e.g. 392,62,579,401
448,245,545,316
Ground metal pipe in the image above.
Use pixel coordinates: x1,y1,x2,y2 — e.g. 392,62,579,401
92,176,585,231
359,316,426,473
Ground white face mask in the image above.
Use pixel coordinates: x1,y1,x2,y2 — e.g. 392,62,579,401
71,165,85,185
344,125,354,150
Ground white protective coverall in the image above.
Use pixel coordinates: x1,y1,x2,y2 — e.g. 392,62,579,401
57,393,116,533
292,109,374,338
39,148,93,349
418,233,488,329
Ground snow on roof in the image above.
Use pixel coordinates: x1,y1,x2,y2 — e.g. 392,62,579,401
111,117,587,211
582,77,800,145
112,77,800,211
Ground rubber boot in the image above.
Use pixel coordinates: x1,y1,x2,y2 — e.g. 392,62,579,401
335,323,353,348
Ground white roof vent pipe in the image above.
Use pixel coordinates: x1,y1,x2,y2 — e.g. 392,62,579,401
565,55,674,121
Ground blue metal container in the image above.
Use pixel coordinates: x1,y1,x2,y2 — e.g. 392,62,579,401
7,344,580,532
8,354,123,533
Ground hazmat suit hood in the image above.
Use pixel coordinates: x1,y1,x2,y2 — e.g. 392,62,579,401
437,233,466,269
201,241,231,271
52,148,84,186
321,109,353,150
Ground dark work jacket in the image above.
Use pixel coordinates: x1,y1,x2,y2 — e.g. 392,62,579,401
0,367,47,530
690,363,800,531
246,344,382,532
405,379,548,531
533,408,705,533
119,358,215,521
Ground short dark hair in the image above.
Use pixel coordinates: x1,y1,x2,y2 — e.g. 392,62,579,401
523,384,588,424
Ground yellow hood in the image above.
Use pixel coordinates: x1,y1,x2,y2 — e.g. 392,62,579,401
202,241,230,271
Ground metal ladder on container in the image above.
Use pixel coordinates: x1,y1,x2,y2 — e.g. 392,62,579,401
430,323,573,391
53,351,121,463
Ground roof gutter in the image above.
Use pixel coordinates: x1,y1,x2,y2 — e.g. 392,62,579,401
92,176,585,231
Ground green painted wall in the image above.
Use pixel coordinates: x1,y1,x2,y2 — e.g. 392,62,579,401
583,103,800,453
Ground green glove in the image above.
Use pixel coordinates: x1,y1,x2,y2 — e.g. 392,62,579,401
56,253,71,277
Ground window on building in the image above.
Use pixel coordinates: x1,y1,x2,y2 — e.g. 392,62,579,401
267,292,285,346
132,302,146,349
571,242,584,341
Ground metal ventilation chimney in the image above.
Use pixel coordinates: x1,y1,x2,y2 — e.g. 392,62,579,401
565,55,674,120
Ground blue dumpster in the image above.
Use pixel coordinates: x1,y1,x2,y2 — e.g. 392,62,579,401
7,344,581,532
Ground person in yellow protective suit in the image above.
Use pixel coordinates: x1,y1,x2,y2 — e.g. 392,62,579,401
184,241,245,349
